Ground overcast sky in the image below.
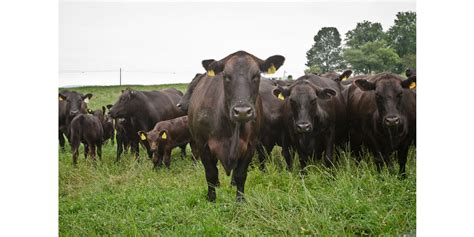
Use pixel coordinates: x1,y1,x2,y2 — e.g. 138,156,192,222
59,1,415,82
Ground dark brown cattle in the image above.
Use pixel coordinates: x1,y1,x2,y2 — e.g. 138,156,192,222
109,88,185,161
347,73,416,177
114,118,133,160
177,73,205,113
256,78,293,170
321,70,353,83
188,50,285,202
58,91,92,150
102,105,115,145
138,116,190,169
273,74,347,170
69,113,104,165
87,106,115,145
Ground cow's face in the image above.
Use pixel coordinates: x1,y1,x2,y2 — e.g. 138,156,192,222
273,80,335,133
138,128,169,153
204,51,285,123
355,75,416,129
59,92,92,119
109,89,138,118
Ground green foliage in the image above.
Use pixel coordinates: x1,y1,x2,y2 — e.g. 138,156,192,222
306,27,345,73
345,21,386,48
401,53,416,70
304,65,322,75
387,11,416,57
343,40,402,74
59,85,416,236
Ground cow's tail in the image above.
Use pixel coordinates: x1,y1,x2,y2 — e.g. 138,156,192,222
226,122,241,176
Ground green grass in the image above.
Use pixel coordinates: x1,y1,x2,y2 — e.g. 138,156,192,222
59,84,416,236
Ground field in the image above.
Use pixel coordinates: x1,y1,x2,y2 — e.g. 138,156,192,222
59,84,416,236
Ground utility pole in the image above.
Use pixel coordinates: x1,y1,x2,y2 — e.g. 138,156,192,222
119,67,122,86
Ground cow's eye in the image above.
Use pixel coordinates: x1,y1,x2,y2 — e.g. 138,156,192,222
375,93,382,99
397,92,403,98
311,98,318,105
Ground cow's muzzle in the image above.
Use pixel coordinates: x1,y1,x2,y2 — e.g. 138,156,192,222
231,105,254,122
384,115,400,127
296,121,312,133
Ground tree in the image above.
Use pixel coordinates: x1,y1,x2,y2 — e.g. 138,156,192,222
343,40,401,74
345,21,385,48
306,27,345,73
387,11,416,57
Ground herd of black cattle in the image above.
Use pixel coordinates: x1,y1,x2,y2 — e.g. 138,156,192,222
59,51,416,202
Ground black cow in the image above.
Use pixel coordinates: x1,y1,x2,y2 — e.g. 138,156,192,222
87,106,114,145
256,78,293,170
188,50,284,202
59,91,92,150
109,88,185,161
272,74,347,170
69,113,104,165
347,73,416,177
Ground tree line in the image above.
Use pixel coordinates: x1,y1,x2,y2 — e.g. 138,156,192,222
305,11,416,75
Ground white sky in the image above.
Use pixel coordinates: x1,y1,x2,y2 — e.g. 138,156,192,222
59,1,415,81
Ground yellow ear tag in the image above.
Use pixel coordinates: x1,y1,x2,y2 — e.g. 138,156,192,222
277,93,285,100
161,132,167,140
341,76,348,81
59,96,63,101
409,82,416,89
267,64,276,74
140,133,147,141
207,70,215,77
84,98,90,103
88,109,92,113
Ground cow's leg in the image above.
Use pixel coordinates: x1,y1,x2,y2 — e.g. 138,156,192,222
163,148,172,168
116,135,123,163
131,140,140,162
72,144,79,167
281,146,293,171
298,150,309,175
143,141,153,159
189,141,198,164
201,149,219,202
152,152,163,170
323,130,335,168
256,144,266,171
179,144,187,159
89,143,96,161
97,142,102,160
84,143,89,160
234,149,253,202
398,144,410,179
59,131,66,151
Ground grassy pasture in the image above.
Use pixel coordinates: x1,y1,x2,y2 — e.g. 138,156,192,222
59,84,416,236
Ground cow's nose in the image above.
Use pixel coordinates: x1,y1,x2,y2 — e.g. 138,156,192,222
232,106,253,121
296,122,312,132
384,116,400,126
150,148,156,153
69,110,79,116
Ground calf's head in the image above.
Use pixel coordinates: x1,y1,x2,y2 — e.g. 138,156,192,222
204,51,285,123
59,91,92,119
138,128,169,153
273,80,336,133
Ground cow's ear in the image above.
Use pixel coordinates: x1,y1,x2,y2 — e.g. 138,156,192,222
272,86,289,101
202,59,216,71
102,106,106,115
260,55,285,74
337,70,352,82
402,75,416,89
316,88,337,100
82,93,93,103
106,104,113,109
405,68,416,77
59,93,67,101
354,79,376,91
206,60,224,77
138,131,147,141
